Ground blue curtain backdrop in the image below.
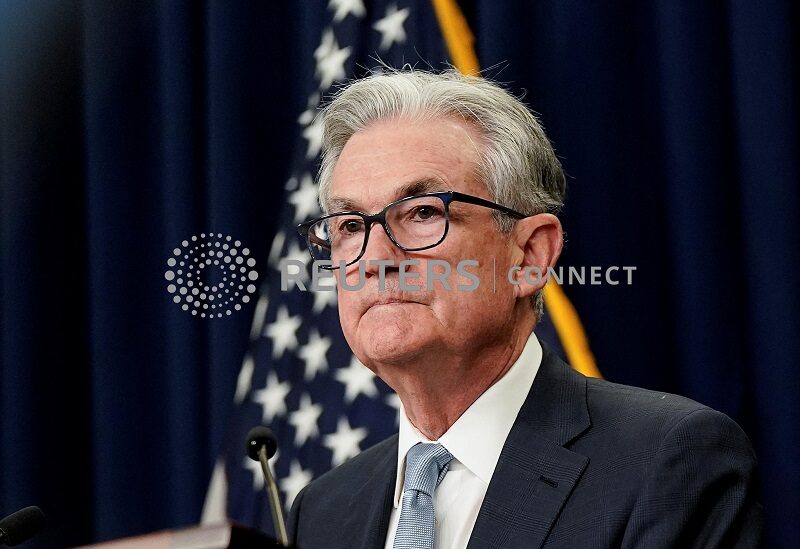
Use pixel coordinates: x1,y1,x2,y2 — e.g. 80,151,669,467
0,1,796,548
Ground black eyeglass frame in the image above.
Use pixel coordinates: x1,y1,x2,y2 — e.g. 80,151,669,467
296,191,530,269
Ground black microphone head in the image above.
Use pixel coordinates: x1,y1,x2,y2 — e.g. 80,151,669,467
0,506,46,546
246,426,278,461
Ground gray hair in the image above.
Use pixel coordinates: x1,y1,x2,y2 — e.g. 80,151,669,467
317,68,566,319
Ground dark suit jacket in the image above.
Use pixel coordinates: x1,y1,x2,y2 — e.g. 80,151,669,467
288,344,763,548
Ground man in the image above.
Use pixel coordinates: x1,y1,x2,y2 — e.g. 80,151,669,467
289,69,762,548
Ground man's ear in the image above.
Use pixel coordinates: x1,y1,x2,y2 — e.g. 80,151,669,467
508,213,563,299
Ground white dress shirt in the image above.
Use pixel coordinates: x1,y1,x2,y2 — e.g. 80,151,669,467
383,332,543,549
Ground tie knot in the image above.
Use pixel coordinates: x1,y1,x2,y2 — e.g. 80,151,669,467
403,443,453,497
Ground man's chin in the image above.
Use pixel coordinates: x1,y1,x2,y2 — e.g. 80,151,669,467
353,324,433,367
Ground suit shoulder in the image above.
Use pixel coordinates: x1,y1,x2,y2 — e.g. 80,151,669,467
586,375,706,410
548,376,762,547
572,375,757,491
583,376,733,438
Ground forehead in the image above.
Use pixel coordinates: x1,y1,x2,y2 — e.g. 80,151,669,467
328,116,486,212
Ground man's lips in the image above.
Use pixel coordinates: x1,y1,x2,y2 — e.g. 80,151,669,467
363,297,424,312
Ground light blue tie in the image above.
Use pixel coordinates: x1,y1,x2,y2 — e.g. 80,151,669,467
393,443,453,549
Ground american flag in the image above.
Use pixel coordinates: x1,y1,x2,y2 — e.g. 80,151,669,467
216,0,568,537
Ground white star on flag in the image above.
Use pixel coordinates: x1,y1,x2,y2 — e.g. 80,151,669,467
297,109,314,127
264,305,302,359
252,371,292,423
288,393,323,446
334,355,379,402
298,328,332,381
323,416,368,466
301,116,324,160
280,460,314,510
328,0,365,22
373,4,410,51
288,174,321,223
315,30,351,90
314,29,336,63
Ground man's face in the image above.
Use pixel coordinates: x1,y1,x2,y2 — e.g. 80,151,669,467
328,116,522,375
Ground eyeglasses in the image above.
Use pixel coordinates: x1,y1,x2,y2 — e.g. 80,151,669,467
296,191,529,269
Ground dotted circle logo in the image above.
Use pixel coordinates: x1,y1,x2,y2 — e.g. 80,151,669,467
164,233,259,318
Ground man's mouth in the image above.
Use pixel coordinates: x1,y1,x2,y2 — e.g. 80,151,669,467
365,297,422,311
370,298,415,307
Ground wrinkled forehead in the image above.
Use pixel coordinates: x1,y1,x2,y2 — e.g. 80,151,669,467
324,116,486,213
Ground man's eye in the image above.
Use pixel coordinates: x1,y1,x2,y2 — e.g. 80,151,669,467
411,206,443,221
338,219,364,234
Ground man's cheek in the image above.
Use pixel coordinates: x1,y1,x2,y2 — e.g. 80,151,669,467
398,259,425,291
337,263,367,291
422,260,452,291
454,260,480,291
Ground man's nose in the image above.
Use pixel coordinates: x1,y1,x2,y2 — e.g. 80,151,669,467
359,222,404,275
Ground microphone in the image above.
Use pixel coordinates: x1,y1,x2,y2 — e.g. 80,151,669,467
246,426,289,547
0,506,46,546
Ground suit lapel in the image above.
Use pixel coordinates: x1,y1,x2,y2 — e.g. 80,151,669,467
467,344,592,549
345,435,398,548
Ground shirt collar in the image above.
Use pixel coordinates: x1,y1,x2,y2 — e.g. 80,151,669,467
392,331,543,507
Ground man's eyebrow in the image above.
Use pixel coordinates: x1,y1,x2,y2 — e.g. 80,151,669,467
326,196,361,212
327,178,450,213
394,178,449,199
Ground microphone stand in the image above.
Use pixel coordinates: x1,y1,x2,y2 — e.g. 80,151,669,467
257,446,289,547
